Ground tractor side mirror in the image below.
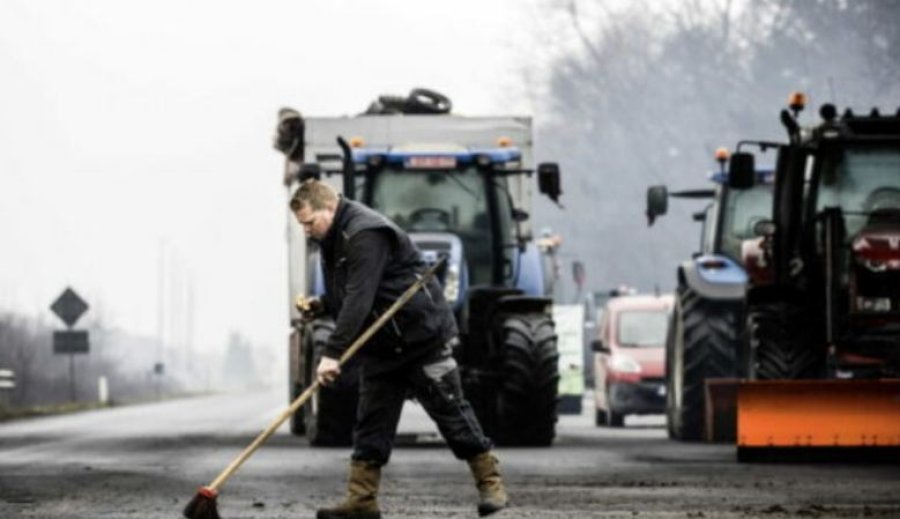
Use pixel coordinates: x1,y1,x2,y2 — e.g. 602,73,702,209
274,107,305,161
591,338,610,354
537,163,562,204
728,152,756,189
646,185,668,226
511,208,530,222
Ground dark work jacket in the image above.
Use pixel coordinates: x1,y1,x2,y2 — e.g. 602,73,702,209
319,199,458,364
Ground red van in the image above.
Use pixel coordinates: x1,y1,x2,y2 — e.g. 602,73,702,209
592,294,674,427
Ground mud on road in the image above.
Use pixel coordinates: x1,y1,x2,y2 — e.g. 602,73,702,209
1,392,898,518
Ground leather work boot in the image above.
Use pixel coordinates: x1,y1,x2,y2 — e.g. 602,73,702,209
316,460,382,519
467,451,509,516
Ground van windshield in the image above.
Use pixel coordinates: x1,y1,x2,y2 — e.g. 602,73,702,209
617,310,669,347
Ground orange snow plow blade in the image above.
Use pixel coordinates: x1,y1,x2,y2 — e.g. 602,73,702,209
737,379,900,461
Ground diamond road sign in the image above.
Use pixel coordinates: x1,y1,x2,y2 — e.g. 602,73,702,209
50,288,89,328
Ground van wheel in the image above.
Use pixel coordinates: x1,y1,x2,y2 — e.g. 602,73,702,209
594,408,608,426
608,409,624,427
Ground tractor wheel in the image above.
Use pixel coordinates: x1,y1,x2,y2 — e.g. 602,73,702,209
748,302,825,380
405,88,452,114
495,313,559,446
667,285,742,441
664,309,678,439
289,329,306,436
302,318,360,447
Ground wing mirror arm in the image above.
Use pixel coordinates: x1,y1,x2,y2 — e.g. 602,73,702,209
591,338,611,354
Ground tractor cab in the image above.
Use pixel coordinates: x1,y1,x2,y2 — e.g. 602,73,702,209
354,146,521,289
346,144,559,314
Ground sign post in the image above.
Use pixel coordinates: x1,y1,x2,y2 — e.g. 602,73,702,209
50,287,90,402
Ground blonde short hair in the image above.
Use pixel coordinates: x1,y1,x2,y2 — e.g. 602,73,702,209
289,180,338,212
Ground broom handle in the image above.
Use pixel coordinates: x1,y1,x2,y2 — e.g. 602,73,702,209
208,258,445,491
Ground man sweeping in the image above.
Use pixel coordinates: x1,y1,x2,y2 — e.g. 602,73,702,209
290,180,508,519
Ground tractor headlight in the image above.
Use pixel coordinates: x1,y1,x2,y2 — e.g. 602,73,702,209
609,354,642,374
864,259,888,272
443,264,460,303
856,297,891,312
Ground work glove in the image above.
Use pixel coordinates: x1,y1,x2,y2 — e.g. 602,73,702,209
295,295,325,323
316,356,341,386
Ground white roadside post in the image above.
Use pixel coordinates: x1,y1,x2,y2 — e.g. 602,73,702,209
0,369,15,411
98,376,109,405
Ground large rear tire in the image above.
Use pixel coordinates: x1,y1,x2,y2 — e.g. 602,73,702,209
667,285,742,441
495,313,559,446
302,318,360,447
748,302,825,380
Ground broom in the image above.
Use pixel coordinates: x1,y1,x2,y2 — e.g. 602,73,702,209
183,259,445,519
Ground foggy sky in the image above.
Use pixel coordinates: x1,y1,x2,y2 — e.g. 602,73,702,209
0,0,543,358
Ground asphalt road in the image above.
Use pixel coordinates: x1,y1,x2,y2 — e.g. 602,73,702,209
1,388,898,518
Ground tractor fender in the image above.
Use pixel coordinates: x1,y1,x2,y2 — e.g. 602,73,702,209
745,283,804,307
678,254,747,301
515,241,546,297
495,294,553,316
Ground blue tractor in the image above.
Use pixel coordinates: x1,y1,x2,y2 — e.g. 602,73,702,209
646,150,774,440
275,104,563,447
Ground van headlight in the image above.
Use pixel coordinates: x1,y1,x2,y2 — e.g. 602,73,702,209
443,264,460,303
610,355,641,374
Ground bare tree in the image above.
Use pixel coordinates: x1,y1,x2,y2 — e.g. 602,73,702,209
530,0,900,296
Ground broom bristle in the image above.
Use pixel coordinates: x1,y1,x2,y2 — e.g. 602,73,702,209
183,487,221,519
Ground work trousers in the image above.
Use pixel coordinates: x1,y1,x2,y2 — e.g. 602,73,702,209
351,344,493,466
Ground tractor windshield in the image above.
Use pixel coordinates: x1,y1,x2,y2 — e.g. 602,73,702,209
366,165,513,285
617,310,669,347
816,147,900,237
719,183,774,260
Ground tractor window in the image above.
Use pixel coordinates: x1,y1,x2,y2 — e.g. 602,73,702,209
367,166,495,285
816,148,900,237
492,176,516,281
720,184,774,260
617,310,669,347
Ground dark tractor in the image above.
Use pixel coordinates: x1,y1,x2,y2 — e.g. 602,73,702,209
736,95,900,382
